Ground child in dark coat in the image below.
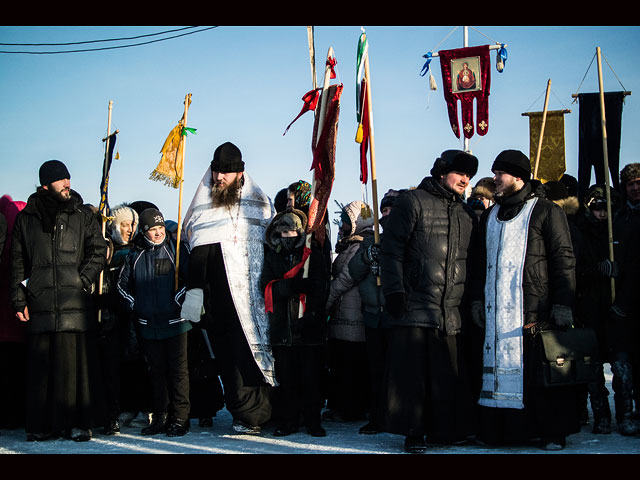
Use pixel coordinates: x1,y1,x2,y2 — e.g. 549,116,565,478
117,208,192,437
260,208,329,437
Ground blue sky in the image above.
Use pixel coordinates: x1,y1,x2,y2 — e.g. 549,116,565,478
1,26,639,244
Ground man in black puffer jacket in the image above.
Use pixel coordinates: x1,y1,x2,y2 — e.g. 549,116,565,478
470,149,579,451
10,160,108,442
379,149,479,453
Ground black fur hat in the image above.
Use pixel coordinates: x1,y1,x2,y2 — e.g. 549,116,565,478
430,150,478,178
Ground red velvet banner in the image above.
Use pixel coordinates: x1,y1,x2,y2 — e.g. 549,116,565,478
438,45,491,139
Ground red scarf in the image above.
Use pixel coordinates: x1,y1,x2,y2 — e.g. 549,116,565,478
264,246,311,314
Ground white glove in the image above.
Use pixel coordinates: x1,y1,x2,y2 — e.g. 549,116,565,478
181,288,205,323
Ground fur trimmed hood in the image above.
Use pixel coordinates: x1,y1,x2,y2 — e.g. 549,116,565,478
265,208,308,251
340,200,374,238
553,195,580,216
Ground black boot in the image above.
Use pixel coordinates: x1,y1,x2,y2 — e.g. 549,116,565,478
611,360,640,436
593,415,612,434
590,393,612,434
103,418,120,436
141,412,168,435
404,435,427,453
166,418,190,437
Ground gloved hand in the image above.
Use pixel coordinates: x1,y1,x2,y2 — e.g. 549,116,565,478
293,277,312,294
365,244,380,264
471,300,485,328
550,304,573,328
181,288,205,323
384,292,407,319
597,259,618,278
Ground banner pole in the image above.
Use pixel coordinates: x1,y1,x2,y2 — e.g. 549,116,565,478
98,100,113,323
175,93,191,292
596,47,616,302
533,79,552,180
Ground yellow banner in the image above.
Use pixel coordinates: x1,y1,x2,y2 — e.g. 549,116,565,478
526,110,568,182
149,122,184,189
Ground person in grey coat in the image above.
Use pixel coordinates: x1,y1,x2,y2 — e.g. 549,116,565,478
323,200,374,423
347,190,403,435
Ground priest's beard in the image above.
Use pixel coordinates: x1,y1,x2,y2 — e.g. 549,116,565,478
212,175,244,208
495,181,519,200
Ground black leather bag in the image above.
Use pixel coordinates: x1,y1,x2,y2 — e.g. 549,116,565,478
536,328,599,387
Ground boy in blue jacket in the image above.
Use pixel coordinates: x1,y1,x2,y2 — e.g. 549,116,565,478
118,208,192,437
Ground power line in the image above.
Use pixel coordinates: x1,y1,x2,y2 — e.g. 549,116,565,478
0,26,219,54
0,26,200,46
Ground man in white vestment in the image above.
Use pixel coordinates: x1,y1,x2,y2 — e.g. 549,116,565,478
180,142,276,434
470,149,580,451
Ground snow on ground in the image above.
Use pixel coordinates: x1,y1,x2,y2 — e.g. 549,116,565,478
1,368,638,455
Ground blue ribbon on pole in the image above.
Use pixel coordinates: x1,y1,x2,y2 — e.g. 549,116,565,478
420,51,433,77
497,44,507,71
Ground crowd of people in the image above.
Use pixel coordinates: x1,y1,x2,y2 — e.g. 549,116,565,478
0,142,639,453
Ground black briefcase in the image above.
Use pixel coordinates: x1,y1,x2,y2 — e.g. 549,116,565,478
536,328,599,387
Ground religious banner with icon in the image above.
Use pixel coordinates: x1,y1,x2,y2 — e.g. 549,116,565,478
438,45,491,139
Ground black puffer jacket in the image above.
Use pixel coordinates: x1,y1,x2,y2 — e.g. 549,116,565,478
10,189,107,334
117,233,188,331
471,180,576,325
380,177,476,334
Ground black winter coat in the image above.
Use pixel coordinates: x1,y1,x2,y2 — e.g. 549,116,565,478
261,238,329,347
611,204,640,315
570,209,612,328
10,189,107,334
117,234,188,331
380,176,476,334
471,181,576,326
348,233,391,329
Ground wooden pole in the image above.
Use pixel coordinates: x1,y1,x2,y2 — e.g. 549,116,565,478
315,47,334,148
307,26,317,90
174,93,191,292
97,100,114,323
533,79,552,180
364,53,380,246
363,38,382,286
298,47,334,318
463,26,470,153
596,47,616,301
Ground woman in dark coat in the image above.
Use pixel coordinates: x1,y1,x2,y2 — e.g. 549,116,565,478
0,195,27,430
260,208,329,437
570,185,620,434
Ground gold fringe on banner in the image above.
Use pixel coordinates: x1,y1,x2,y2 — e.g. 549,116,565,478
149,121,185,189
524,110,569,182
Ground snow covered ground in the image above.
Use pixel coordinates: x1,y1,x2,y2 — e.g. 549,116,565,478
1,368,638,455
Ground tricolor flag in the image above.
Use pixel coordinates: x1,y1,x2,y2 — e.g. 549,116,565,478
355,31,370,184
